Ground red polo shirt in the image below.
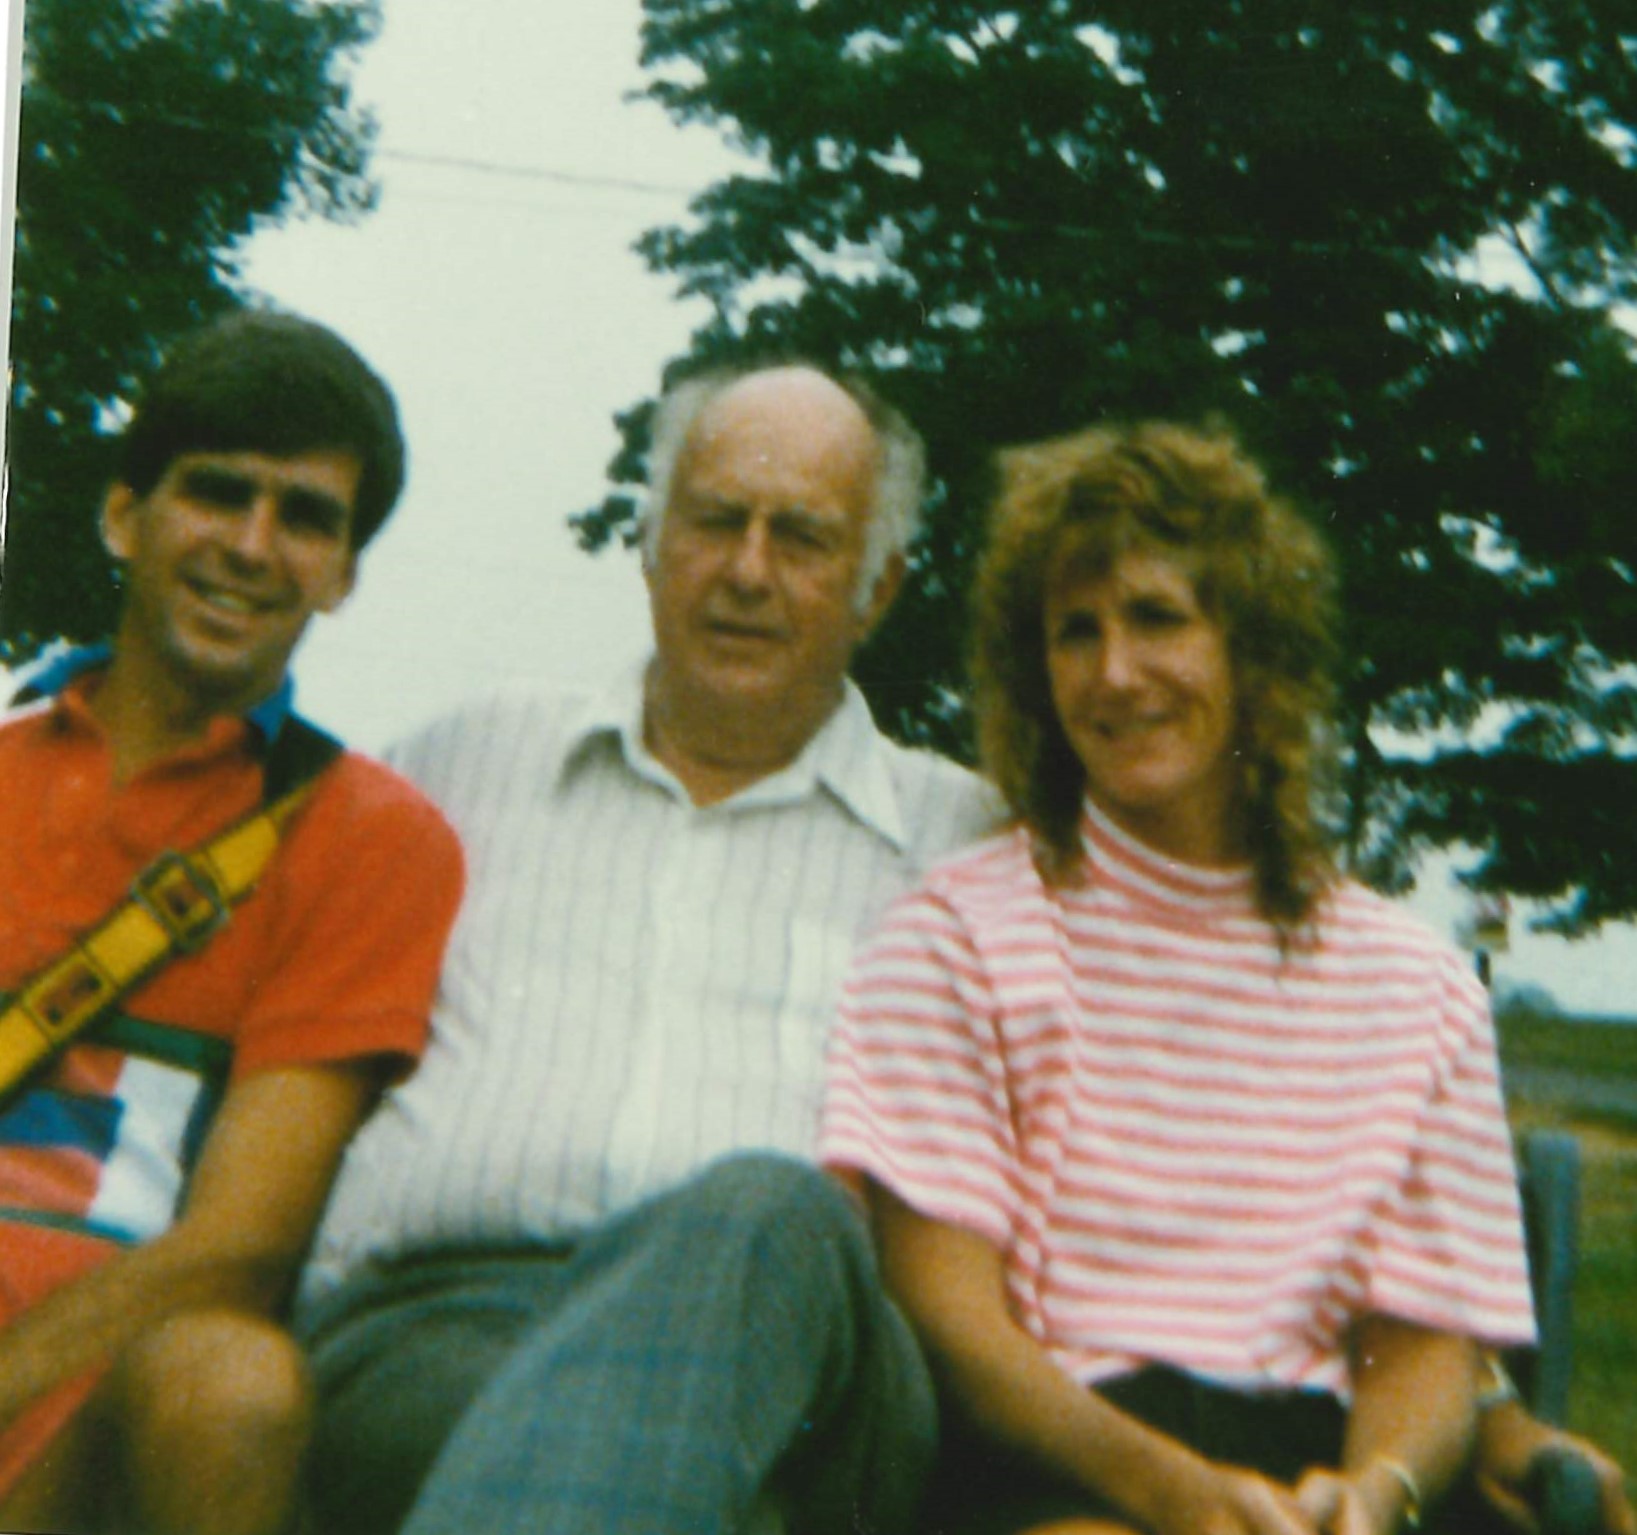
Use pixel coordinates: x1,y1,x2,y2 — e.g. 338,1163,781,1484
0,671,464,1493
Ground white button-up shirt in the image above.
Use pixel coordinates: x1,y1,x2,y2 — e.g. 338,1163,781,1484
303,662,996,1298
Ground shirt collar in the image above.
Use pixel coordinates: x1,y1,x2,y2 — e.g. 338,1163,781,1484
1078,795,1256,916
243,675,296,744
10,640,296,748
9,639,113,699
550,658,646,778
555,656,911,851
797,680,911,849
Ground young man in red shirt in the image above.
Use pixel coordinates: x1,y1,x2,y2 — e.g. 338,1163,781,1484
0,310,464,1535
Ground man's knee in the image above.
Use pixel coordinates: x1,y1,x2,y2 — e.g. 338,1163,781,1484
657,1153,893,1362
113,1309,313,1453
683,1152,870,1258
106,1310,312,1534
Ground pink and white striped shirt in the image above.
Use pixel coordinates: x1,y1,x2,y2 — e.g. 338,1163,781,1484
821,800,1536,1400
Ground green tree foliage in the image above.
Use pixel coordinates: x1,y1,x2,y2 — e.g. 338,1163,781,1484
1,0,381,653
577,0,1637,929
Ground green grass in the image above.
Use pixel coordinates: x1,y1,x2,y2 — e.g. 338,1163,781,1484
1496,1011,1637,1078
1496,1010,1637,1472
1568,1134,1637,1472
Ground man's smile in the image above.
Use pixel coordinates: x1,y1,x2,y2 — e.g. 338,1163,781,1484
183,571,283,614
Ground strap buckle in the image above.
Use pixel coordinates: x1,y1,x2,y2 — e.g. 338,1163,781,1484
21,954,112,1038
131,852,229,954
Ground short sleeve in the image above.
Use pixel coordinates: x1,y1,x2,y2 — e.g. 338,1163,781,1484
1361,949,1537,1347
229,754,465,1081
820,879,1023,1251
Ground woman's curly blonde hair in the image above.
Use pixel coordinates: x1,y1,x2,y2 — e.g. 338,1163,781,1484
971,420,1341,930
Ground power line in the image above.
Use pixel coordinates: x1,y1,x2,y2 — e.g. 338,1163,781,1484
23,88,710,200
375,146,700,199
17,91,1622,282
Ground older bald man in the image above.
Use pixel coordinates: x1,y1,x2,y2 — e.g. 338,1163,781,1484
295,364,998,1535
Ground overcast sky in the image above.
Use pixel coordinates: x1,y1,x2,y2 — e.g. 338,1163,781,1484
237,0,736,741
2,0,1634,1015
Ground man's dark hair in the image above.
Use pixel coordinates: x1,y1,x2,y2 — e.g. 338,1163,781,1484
117,309,407,549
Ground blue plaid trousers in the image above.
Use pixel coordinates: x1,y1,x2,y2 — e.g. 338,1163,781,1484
300,1152,936,1535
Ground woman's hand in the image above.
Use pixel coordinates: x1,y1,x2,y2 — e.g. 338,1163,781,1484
1475,1400,1635,1535
1144,1456,1318,1535
1294,1461,1411,1535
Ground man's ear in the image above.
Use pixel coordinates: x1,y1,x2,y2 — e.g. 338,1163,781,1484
317,551,359,615
857,552,906,643
100,483,139,562
639,513,661,579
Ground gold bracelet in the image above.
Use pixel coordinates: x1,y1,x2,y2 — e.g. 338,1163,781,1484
1372,1455,1424,1531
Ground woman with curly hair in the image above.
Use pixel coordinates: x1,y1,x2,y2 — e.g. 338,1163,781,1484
821,421,1537,1535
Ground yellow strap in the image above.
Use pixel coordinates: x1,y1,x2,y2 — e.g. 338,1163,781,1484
0,779,318,1097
